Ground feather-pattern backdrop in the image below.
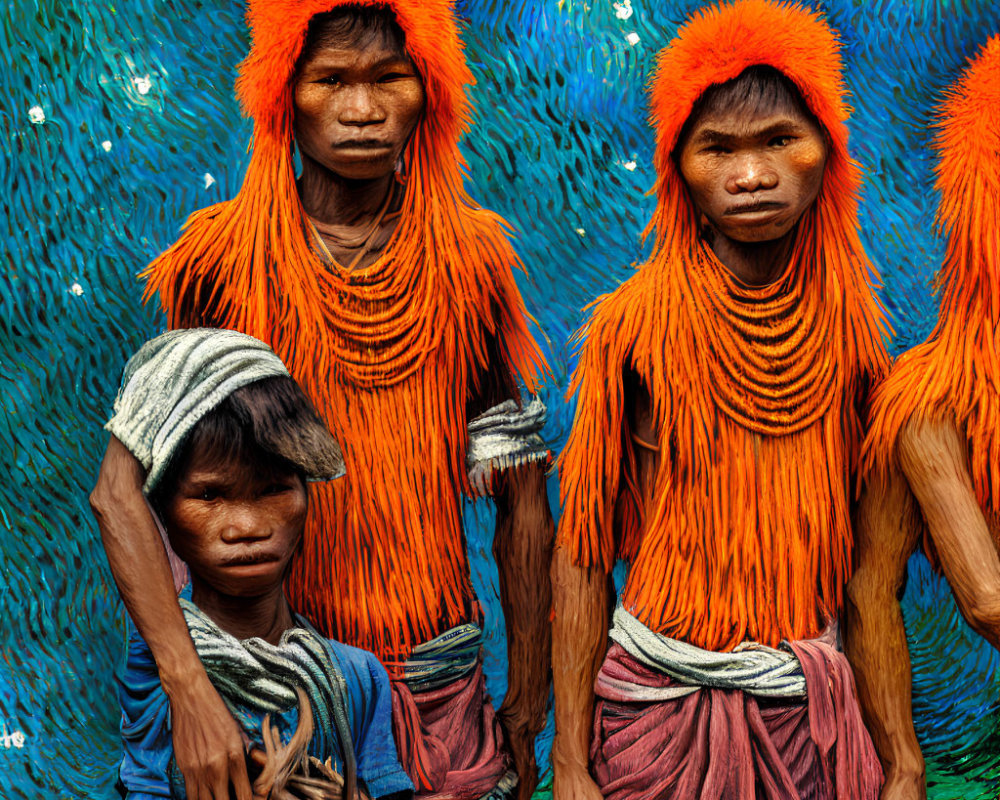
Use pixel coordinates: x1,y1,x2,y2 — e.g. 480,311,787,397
1,0,996,797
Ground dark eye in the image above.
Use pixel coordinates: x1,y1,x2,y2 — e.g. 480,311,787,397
377,71,412,83
318,75,342,86
703,144,730,155
262,482,294,497
769,135,794,147
198,487,220,502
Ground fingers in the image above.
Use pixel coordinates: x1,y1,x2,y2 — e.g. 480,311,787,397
209,762,231,800
171,676,252,800
180,748,251,800
230,749,253,800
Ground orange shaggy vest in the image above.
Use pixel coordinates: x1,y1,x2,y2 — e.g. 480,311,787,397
557,0,889,652
864,36,1000,541
143,0,546,661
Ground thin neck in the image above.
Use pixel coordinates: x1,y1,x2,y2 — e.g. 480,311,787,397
705,225,798,287
298,153,396,228
191,579,295,646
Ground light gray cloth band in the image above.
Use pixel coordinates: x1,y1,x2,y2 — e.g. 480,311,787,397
107,329,292,493
609,606,808,699
467,396,549,495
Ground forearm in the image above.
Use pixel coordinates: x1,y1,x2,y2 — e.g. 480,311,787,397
844,481,925,795
494,462,554,737
95,436,253,798
550,546,609,771
845,570,925,787
91,436,203,690
900,419,1000,650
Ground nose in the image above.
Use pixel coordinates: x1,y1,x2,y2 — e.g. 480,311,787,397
338,84,386,126
219,504,271,544
726,152,778,193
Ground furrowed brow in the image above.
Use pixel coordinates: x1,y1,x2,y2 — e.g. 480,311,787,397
747,119,807,139
692,118,807,145
691,128,731,145
300,51,411,74
372,55,413,69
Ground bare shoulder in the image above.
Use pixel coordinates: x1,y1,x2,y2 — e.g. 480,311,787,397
897,413,966,485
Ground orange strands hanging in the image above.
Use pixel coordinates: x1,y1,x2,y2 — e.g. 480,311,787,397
865,36,1000,535
557,0,889,652
142,0,547,661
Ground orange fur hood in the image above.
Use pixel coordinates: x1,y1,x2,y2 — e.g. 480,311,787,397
646,0,860,261
237,0,472,160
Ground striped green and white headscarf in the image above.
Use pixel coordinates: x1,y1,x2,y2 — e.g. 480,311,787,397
106,328,344,493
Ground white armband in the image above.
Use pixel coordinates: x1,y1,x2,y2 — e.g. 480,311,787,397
466,396,550,497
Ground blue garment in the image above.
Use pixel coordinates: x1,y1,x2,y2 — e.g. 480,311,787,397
116,599,412,800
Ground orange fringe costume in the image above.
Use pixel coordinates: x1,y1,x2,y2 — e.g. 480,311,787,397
142,0,546,664
557,0,890,653
864,35,1000,541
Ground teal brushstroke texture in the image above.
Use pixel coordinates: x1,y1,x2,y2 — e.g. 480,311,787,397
1,0,996,797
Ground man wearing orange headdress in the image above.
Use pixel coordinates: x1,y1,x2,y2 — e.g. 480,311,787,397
846,35,1000,800
90,4,553,800
551,1,888,798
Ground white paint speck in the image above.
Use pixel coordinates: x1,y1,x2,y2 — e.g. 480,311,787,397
28,105,45,124
101,140,113,152
69,282,84,296
575,228,586,237
133,75,152,95
203,173,216,190
623,160,637,171
613,0,633,20
625,31,640,46
0,723,26,749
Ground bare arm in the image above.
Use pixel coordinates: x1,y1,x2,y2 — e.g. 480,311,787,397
845,472,926,800
898,419,1000,649
493,461,555,800
548,370,650,799
550,548,609,800
91,435,252,800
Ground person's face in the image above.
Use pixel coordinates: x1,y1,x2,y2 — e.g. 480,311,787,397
160,445,307,599
293,29,425,182
677,102,828,244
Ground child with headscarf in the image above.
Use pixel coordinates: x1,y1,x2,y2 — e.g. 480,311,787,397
103,328,412,800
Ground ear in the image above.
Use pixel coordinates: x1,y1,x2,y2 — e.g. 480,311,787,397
699,212,716,244
144,494,191,593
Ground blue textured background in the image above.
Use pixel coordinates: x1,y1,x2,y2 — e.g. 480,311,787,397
2,1,997,797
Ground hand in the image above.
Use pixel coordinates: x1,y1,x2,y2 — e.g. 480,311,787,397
880,766,926,800
552,760,604,800
166,671,252,800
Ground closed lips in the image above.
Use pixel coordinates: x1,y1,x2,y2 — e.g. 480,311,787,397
725,201,785,214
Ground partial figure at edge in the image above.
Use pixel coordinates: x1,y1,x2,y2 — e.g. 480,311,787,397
846,34,1000,800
